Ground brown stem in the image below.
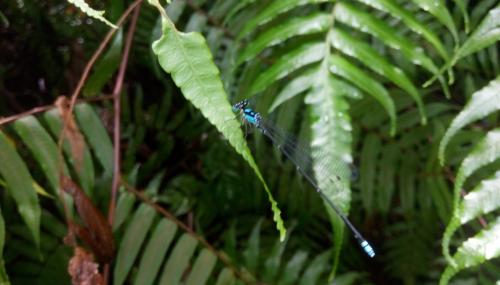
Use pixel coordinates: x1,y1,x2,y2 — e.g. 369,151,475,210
57,0,144,189
103,3,142,284
107,1,142,226
0,95,114,126
65,0,143,116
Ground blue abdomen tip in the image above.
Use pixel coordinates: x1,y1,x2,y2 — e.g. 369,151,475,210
361,240,375,258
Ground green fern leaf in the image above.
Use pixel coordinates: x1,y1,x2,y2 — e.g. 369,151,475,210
134,219,177,285
329,54,396,135
149,1,286,240
43,109,95,195
74,104,113,179
278,251,308,285
329,28,426,125
334,2,450,98
83,29,123,97
298,250,330,285
441,171,500,270
306,65,352,275
269,67,317,112
458,172,500,224
377,143,399,213
0,131,40,249
224,0,257,25
412,0,458,43
358,0,449,61
439,77,500,164
237,0,330,39
250,43,326,95
360,134,381,214
185,249,217,285
0,207,8,285
451,3,500,66
66,0,117,28
215,268,235,285
453,0,470,33
237,13,330,66
12,116,68,193
158,234,198,285
443,129,500,265
114,204,156,285
243,219,262,273
440,216,500,285
112,192,136,231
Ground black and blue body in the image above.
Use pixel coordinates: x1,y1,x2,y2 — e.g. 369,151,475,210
232,100,375,258
232,99,262,127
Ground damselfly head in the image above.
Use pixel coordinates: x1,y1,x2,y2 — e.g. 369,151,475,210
232,99,249,112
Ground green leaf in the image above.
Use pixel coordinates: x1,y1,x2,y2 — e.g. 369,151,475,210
0,208,4,257
264,233,289,281
243,219,262,272
250,43,326,96
67,0,117,28
158,234,198,285
224,0,257,25
113,204,156,285
329,54,396,135
237,0,331,39
306,65,352,276
149,3,285,239
215,268,235,285
269,67,316,112
83,29,123,97
440,216,500,285
298,250,330,285
358,0,449,60
330,29,426,125
453,0,470,33
360,134,381,214
377,144,399,213
237,13,330,65
442,129,500,265
43,109,95,195
112,192,136,231
0,207,9,285
458,172,500,224
399,149,417,215
0,131,40,248
12,116,67,193
441,171,500,266
74,104,114,179
451,4,500,65
412,0,458,43
134,219,177,285
278,251,308,285
185,249,217,285
439,77,500,164
334,2,449,98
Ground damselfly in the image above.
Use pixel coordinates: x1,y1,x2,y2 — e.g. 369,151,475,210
232,99,375,258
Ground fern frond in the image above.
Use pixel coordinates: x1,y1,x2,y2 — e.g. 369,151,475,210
66,0,117,28
149,0,286,240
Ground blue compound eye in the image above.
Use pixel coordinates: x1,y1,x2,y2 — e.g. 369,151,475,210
232,100,249,112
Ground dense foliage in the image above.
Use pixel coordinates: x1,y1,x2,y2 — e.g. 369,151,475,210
0,0,499,284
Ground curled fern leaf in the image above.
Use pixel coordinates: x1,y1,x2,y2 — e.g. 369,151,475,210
439,77,500,165
149,0,286,240
442,129,500,266
440,216,500,285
